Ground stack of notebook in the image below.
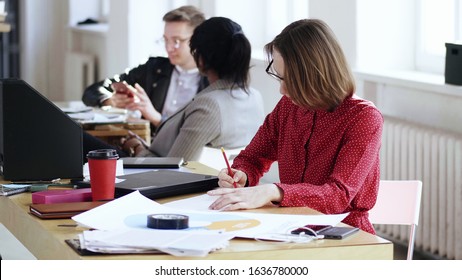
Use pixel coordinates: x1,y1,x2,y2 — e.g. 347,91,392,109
29,201,107,219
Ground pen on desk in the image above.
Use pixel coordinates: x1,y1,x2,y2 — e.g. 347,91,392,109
127,130,150,149
221,147,237,188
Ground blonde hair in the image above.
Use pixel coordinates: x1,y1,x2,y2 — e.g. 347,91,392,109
163,5,205,28
265,19,355,111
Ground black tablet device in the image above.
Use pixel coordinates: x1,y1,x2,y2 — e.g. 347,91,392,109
114,169,218,199
121,157,184,169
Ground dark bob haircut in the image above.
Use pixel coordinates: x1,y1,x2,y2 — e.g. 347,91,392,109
190,17,251,91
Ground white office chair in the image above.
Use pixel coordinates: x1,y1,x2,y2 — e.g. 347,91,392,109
369,180,422,260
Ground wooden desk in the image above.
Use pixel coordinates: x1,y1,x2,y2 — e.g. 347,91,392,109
53,102,151,145
82,117,151,145
0,162,392,260
0,23,10,32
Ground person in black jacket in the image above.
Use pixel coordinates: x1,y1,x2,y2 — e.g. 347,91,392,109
82,6,208,129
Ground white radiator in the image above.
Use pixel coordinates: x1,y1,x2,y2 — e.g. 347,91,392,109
378,117,462,260
64,52,96,101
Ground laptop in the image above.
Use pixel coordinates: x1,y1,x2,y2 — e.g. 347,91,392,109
114,170,218,199
121,157,184,169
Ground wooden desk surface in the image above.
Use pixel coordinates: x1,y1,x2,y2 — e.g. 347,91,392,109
0,162,392,260
0,23,11,32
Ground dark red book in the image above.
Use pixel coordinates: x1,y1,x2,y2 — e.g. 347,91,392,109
29,201,107,219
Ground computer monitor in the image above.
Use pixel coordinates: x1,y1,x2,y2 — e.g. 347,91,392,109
0,79,84,181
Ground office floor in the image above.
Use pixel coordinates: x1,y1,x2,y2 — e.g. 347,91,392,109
376,232,437,260
393,243,438,260
0,232,428,260
0,223,36,260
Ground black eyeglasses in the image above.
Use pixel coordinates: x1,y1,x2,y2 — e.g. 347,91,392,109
265,60,284,81
158,37,190,49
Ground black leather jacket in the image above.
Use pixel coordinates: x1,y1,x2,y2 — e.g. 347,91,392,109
82,56,209,113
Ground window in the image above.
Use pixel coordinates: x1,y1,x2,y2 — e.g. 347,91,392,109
416,0,462,74
210,0,308,59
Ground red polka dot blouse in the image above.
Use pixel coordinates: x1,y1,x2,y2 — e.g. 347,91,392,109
233,95,383,234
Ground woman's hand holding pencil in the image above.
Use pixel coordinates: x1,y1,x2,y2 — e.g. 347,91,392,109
208,148,283,211
221,147,237,188
217,147,247,188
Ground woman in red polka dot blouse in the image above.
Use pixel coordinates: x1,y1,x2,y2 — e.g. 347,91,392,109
208,19,383,234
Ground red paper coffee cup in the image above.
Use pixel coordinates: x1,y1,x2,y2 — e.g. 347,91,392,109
87,149,119,201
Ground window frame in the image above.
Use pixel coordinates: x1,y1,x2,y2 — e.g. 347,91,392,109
415,0,462,74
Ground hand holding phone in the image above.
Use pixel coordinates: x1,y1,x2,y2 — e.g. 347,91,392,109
111,82,134,98
127,130,150,149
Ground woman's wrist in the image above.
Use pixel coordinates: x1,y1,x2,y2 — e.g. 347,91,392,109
147,111,162,127
269,184,283,204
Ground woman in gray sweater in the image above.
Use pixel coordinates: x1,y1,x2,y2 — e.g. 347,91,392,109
122,17,264,161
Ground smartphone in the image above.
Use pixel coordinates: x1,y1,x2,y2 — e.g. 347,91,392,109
111,82,134,97
319,227,359,239
291,225,332,236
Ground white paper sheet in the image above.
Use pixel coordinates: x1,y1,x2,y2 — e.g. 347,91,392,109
165,193,349,238
80,228,233,257
72,191,348,239
72,112,127,123
163,194,219,211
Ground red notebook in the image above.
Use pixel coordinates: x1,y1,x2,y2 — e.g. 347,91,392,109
31,188,92,204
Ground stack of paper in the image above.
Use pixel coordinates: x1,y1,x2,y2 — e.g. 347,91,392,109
72,191,348,256
79,228,234,257
0,184,30,196
67,111,126,123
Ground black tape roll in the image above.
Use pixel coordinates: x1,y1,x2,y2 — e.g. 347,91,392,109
147,214,189,229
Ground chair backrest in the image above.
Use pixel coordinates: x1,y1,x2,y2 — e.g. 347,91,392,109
369,180,422,225
369,180,423,260
198,146,245,170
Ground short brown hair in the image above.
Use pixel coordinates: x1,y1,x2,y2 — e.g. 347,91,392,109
163,5,205,29
265,19,355,111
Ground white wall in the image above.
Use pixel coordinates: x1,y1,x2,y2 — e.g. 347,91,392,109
94,0,174,79
19,0,357,103
68,0,100,25
20,0,68,101
106,0,169,74
211,0,269,54
355,70,462,134
19,0,461,118
126,0,165,67
105,0,129,75
309,0,357,68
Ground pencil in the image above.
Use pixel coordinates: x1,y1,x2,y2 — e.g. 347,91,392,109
221,147,237,188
